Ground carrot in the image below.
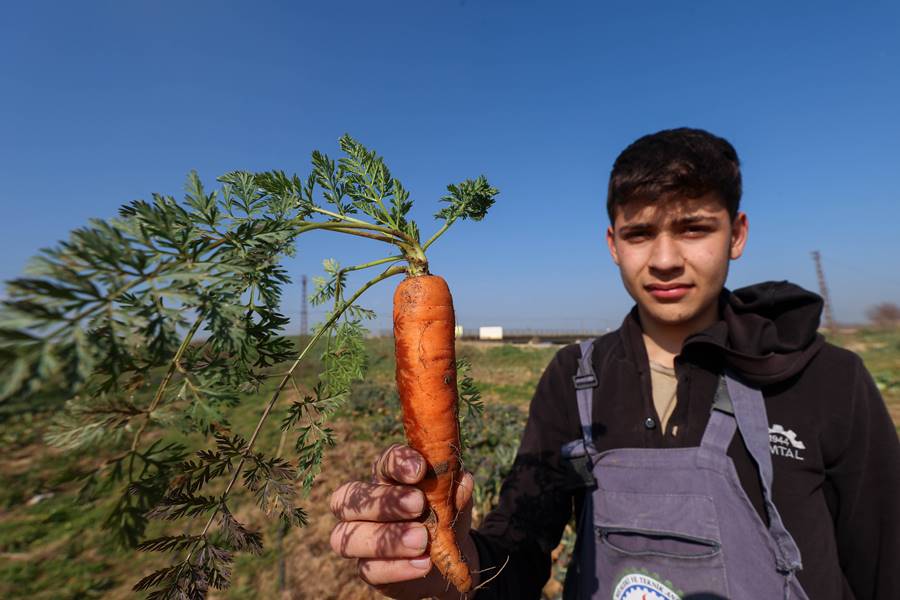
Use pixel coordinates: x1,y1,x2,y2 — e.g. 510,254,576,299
393,273,471,593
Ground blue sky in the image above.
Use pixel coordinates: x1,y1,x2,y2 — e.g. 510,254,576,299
1,1,898,333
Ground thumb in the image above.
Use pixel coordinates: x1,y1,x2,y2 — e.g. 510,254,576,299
455,471,475,511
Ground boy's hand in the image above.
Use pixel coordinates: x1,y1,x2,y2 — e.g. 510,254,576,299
329,444,478,599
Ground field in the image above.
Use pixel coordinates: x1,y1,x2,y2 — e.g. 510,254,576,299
1,330,897,599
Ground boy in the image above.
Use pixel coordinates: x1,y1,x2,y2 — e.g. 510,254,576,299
329,128,900,598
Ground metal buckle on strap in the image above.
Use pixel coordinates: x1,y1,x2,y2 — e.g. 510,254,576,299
573,373,598,389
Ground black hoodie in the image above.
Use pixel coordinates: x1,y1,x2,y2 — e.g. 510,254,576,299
470,282,899,600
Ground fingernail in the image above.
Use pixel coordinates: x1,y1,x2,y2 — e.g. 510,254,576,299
409,557,431,569
401,457,421,481
402,526,427,551
400,492,423,514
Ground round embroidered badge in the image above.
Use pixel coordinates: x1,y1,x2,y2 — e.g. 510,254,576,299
613,572,681,600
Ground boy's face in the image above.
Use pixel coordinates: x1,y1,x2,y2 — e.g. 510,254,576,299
606,193,748,334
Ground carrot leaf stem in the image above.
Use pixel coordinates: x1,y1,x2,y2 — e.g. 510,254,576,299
307,205,370,226
188,262,406,551
342,255,405,273
422,217,456,251
129,315,204,452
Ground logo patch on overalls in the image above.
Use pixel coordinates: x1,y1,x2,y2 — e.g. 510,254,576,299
768,424,806,461
613,571,681,600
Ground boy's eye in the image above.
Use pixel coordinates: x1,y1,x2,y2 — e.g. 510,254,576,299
622,229,652,241
683,225,711,236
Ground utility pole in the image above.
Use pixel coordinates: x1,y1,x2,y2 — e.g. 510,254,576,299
811,251,838,337
300,275,308,336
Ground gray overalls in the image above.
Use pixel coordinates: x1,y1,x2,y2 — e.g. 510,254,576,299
561,340,809,599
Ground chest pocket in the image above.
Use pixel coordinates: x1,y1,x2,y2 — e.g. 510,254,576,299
592,487,730,597
595,489,723,560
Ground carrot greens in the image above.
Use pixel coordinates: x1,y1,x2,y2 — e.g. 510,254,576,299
0,135,496,597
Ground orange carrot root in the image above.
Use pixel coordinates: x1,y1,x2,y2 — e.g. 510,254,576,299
393,274,472,593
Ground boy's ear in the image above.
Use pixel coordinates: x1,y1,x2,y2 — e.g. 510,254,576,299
730,212,749,260
606,225,620,265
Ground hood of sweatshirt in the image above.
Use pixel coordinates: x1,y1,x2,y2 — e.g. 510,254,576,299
682,281,826,385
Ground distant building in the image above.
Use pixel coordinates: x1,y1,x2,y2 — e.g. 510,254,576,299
478,326,503,340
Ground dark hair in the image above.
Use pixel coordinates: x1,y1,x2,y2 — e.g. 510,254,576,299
606,127,742,223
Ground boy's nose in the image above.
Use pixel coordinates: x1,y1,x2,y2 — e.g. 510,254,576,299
648,235,684,272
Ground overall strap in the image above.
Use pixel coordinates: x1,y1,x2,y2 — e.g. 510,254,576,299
559,340,599,487
572,339,599,454
700,377,739,453
726,376,804,574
